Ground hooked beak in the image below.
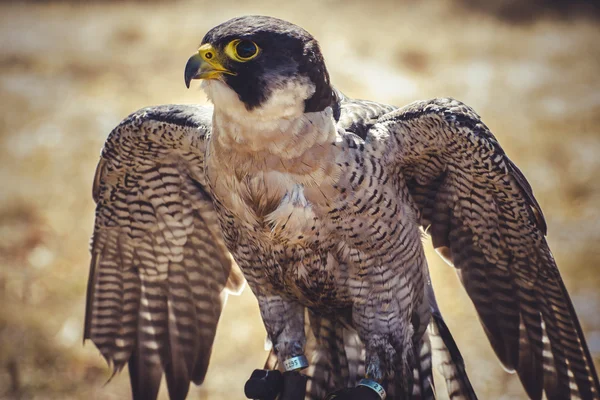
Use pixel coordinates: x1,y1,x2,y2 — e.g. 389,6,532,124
184,44,236,88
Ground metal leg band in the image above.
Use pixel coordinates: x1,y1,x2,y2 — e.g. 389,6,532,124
283,355,308,371
358,379,386,400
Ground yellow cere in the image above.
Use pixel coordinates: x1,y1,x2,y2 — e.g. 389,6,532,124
194,43,237,78
198,43,217,62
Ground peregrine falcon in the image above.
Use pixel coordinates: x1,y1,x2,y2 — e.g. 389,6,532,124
84,15,600,400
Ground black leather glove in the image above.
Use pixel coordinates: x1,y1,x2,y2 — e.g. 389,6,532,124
244,369,283,400
244,369,309,400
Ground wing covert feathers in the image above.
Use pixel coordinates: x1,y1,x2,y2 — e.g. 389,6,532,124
375,97,599,399
84,105,243,400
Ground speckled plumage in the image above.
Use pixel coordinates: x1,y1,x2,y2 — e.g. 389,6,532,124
85,16,599,400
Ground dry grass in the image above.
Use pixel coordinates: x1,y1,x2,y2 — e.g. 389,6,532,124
0,0,598,399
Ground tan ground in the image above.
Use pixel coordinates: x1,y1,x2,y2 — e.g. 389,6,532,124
0,1,599,399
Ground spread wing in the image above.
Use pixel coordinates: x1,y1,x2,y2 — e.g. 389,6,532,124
374,98,599,399
84,105,244,400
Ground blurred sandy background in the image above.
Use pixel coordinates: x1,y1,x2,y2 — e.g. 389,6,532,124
0,0,599,399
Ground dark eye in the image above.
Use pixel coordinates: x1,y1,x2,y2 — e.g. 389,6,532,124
233,40,259,60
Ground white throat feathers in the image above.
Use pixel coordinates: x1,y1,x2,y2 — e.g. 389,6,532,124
202,78,337,159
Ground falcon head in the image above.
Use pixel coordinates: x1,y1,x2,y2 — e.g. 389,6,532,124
184,16,336,116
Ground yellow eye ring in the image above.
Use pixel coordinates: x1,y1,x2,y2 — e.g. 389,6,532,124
225,39,260,62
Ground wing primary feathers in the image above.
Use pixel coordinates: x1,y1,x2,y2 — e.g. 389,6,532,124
427,283,478,400
129,346,163,400
547,263,600,397
83,252,100,344
429,313,478,400
164,261,197,400
411,333,436,400
515,288,544,400
557,275,600,392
